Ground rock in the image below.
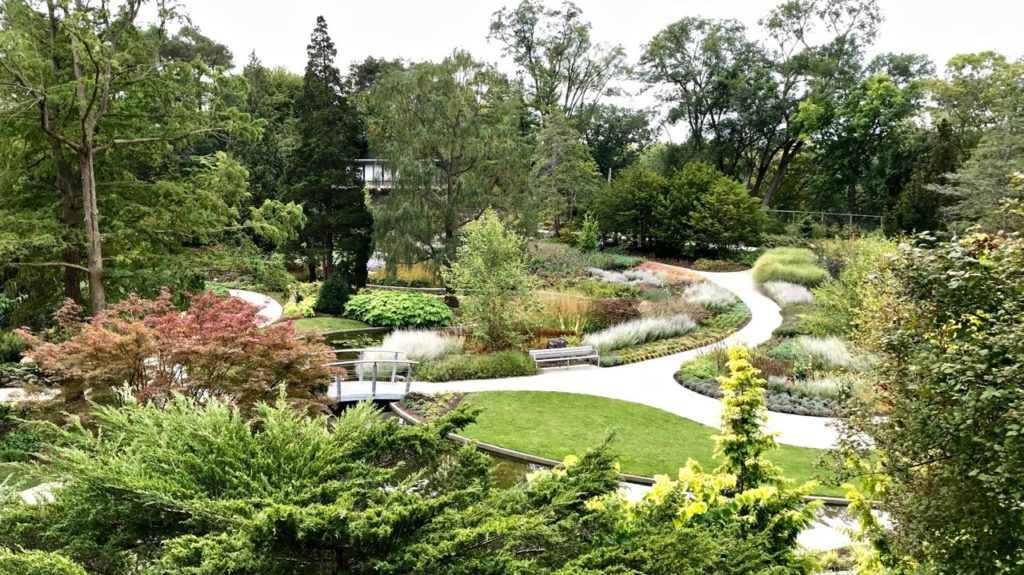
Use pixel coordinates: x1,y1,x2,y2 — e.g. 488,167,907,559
546,337,568,349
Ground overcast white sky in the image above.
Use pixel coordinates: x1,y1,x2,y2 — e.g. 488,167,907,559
175,0,1022,139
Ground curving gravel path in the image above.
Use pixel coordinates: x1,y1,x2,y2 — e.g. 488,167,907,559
410,267,840,449
228,289,284,327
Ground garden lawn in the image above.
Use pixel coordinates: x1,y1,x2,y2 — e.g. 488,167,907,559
460,391,843,497
291,317,370,333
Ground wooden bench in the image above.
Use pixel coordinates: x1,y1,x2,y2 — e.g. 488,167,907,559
528,346,600,368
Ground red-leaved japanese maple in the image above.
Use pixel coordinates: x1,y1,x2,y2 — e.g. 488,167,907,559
18,290,336,413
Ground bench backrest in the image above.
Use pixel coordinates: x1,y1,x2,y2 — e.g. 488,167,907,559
528,346,596,359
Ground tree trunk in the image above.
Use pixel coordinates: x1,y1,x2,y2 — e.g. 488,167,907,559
79,147,105,315
322,231,334,280
846,179,858,215
49,139,83,304
761,141,802,207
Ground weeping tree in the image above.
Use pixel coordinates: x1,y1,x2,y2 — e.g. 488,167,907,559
359,51,533,274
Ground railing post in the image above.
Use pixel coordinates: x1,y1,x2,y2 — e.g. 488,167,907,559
371,362,378,399
335,374,341,400
405,363,413,394
390,352,398,383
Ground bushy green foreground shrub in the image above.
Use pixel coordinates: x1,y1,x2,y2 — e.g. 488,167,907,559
0,332,25,363
752,248,829,287
345,290,453,328
0,394,817,573
417,351,539,381
314,273,350,315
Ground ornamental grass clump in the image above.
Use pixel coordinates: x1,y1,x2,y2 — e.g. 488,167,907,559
587,268,666,287
370,330,464,363
682,282,737,311
795,336,858,370
760,281,815,307
582,314,696,354
752,248,829,287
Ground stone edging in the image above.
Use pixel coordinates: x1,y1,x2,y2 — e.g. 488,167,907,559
388,400,851,507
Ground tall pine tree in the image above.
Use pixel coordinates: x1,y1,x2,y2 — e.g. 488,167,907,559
290,16,372,284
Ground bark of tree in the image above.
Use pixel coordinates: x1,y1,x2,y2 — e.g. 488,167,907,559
761,141,803,207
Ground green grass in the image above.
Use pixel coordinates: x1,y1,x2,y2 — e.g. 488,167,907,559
460,391,843,497
752,248,830,288
290,316,370,333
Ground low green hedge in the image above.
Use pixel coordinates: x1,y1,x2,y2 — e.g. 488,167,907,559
752,247,829,287
417,351,539,382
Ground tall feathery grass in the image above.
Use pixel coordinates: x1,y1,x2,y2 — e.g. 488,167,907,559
358,330,464,377
752,248,829,287
587,268,666,287
583,315,696,353
760,281,815,307
682,282,738,311
795,336,858,370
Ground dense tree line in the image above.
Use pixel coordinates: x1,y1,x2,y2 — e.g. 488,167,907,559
4,0,1021,322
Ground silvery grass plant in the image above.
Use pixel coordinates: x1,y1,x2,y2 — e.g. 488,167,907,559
587,267,666,287
767,374,843,400
359,330,464,377
682,281,738,311
760,281,815,307
583,314,696,353
795,336,861,370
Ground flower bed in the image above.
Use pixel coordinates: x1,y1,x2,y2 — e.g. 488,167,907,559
677,375,839,417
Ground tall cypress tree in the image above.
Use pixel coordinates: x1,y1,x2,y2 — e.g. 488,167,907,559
290,16,372,284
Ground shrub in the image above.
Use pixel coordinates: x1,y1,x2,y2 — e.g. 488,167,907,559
576,214,599,252
691,258,749,272
0,331,25,363
583,314,696,354
573,279,640,299
315,273,350,315
752,248,829,287
283,298,316,318
587,252,644,271
587,268,666,287
417,351,539,381
344,290,453,329
759,281,814,307
589,298,641,329
0,549,87,575
682,282,738,311
533,292,593,333
442,210,538,350
368,330,464,363
794,336,859,370
16,292,334,413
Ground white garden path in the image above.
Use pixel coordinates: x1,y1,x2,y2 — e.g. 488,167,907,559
228,289,284,327
410,267,841,450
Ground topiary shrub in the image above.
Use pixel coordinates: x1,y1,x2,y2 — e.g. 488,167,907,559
314,274,350,315
344,290,453,329
417,351,538,381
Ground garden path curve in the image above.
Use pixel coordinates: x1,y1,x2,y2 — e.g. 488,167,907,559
410,266,841,450
228,289,283,327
